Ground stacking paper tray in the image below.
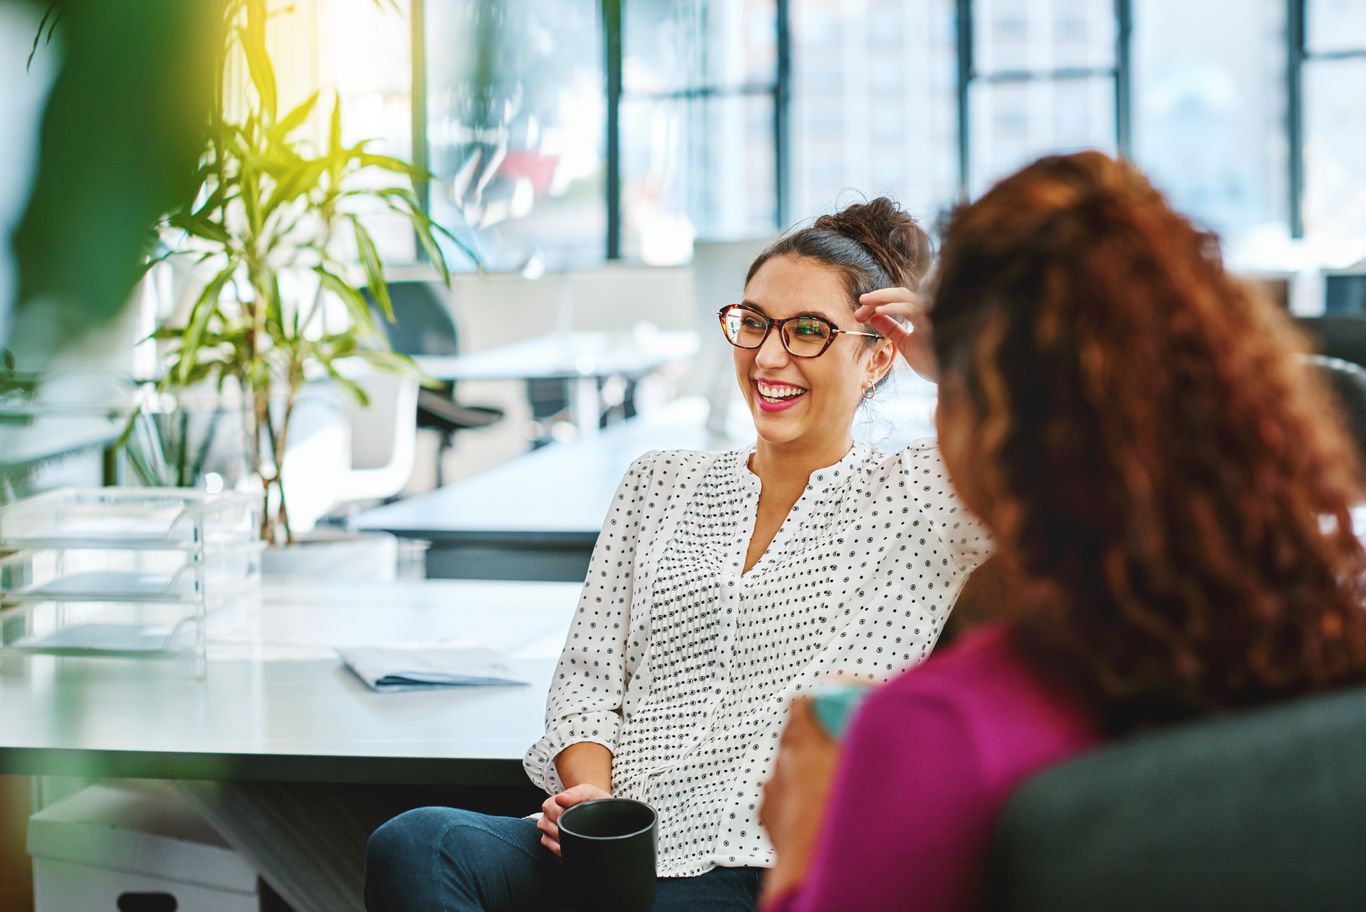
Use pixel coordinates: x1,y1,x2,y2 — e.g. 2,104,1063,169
0,488,259,550
0,488,261,673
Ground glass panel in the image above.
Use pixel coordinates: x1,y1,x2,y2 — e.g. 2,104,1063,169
790,0,958,227
424,0,606,270
968,76,1115,196
1308,0,1366,55
624,0,777,94
1304,58,1366,238
1132,0,1288,242
973,0,1115,76
620,93,776,263
319,0,416,262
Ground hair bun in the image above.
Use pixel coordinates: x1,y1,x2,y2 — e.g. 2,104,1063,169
813,197,932,290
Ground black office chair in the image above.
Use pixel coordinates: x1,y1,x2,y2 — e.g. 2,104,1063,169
365,281,503,487
1306,354,1366,466
1297,315,1366,370
1324,271,1366,316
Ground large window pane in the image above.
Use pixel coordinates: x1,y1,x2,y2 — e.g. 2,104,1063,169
1132,0,1287,242
620,93,775,263
623,0,776,94
424,0,605,270
969,76,1114,196
974,0,1115,76
1304,58,1366,238
790,0,958,225
320,0,416,263
1307,0,1366,55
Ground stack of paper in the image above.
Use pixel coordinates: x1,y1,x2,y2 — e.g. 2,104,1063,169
337,645,528,692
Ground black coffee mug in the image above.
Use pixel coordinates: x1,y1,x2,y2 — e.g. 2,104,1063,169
557,798,658,912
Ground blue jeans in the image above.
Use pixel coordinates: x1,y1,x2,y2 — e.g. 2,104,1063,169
364,807,762,912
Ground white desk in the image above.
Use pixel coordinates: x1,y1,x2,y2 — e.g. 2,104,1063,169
0,579,578,786
413,329,699,437
356,381,938,580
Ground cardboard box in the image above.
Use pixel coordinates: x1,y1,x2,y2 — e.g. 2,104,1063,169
27,781,260,911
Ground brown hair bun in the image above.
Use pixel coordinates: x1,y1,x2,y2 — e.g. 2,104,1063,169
746,197,933,309
812,197,933,292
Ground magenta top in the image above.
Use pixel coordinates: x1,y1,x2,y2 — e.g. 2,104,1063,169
766,623,1103,912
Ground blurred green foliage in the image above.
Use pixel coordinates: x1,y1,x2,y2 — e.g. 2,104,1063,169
8,0,221,361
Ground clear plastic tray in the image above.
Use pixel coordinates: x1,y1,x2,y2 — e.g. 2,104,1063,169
0,545,261,604
0,598,209,673
0,488,259,551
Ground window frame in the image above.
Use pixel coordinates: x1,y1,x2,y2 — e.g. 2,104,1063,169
409,0,791,264
954,0,1132,201
610,0,790,258
406,0,1356,266
1289,0,1366,237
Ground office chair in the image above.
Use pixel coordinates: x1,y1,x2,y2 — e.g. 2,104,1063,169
987,683,1366,912
1297,315,1366,369
365,281,504,487
1307,354,1366,465
1324,271,1366,316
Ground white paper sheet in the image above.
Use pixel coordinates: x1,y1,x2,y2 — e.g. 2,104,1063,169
336,644,528,692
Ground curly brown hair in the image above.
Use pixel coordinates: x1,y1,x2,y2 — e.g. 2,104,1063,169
931,151,1366,733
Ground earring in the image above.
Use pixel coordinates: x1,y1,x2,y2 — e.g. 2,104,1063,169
863,385,876,400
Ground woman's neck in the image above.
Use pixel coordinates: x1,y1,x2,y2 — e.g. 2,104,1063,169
749,434,855,490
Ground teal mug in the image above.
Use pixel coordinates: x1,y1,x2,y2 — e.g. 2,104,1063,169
810,682,871,739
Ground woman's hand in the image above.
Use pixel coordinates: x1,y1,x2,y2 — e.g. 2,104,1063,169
759,697,842,905
537,783,612,858
854,287,937,382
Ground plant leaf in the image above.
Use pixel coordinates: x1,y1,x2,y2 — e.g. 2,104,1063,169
262,158,325,222
329,91,343,159
358,152,423,178
315,265,379,336
349,217,390,322
169,211,232,245
273,90,319,140
176,266,235,385
321,360,369,407
356,348,425,381
238,1,276,123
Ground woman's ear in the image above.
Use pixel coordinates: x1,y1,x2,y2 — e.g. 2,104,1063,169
865,338,897,388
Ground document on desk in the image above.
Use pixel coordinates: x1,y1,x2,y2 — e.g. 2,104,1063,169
338,645,529,692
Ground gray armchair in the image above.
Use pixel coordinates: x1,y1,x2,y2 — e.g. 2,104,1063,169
986,684,1366,911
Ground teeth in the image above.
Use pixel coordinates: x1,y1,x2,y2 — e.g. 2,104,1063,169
756,381,807,400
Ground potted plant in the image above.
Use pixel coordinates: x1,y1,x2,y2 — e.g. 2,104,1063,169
138,0,472,551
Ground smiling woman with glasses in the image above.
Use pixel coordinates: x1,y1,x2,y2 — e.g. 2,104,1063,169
365,198,990,912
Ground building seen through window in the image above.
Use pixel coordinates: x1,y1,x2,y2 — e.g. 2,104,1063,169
322,0,1366,269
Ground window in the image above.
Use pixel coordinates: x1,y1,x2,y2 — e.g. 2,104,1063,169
789,0,958,227
311,0,1366,270
422,0,607,270
320,0,419,263
1131,0,1288,243
1302,0,1366,238
964,0,1119,197
618,0,781,263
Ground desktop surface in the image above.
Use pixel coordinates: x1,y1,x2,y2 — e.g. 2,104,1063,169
0,578,578,786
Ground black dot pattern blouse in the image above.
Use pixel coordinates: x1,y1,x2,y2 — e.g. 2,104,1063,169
523,441,989,877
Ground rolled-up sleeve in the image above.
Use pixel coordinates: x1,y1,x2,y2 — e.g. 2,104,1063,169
523,452,657,794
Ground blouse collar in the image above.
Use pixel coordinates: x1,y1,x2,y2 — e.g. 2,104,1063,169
736,441,867,495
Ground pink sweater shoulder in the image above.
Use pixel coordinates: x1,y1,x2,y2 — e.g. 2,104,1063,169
768,623,1103,912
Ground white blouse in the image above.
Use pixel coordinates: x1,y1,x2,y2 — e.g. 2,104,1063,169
523,441,989,877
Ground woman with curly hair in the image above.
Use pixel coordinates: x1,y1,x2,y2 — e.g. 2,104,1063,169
758,150,1366,912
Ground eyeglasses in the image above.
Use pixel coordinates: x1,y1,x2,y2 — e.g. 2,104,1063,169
717,305,880,359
